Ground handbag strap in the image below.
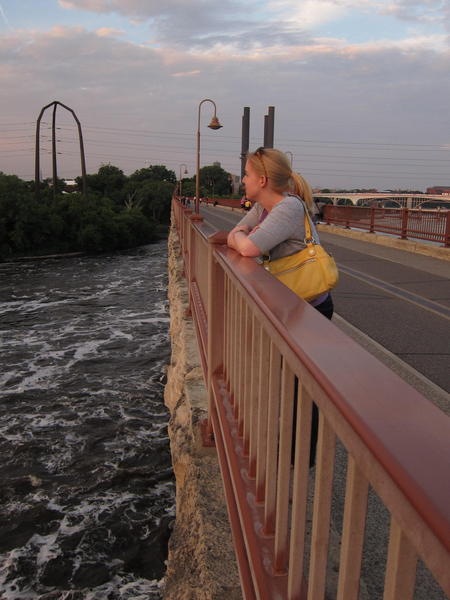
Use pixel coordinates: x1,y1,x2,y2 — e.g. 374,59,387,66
298,197,315,244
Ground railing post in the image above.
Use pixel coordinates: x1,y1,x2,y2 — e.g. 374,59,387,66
182,209,192,265
203,231,228,445
444,210,450,247
401,208,409,240
187,214,203,316
370,206,375,233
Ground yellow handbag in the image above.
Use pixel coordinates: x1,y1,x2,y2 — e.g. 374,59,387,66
263,203,339,302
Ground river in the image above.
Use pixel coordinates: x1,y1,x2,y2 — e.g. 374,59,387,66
0,241,174,599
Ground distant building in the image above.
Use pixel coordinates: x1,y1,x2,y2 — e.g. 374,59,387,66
229,173,241,195
426,186,450,195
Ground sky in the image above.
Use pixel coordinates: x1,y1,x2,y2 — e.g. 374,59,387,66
0,0,449,191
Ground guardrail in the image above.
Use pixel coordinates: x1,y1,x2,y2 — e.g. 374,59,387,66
172,198,450,600
322,205,450,247
191,199,450,247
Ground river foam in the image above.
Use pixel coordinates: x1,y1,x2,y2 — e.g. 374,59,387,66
0,242,174,599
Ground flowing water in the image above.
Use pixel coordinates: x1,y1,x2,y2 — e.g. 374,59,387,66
0,241,175,599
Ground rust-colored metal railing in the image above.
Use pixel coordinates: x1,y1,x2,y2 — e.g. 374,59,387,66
322,205,450,247
191,198,450,246
171,198,450,600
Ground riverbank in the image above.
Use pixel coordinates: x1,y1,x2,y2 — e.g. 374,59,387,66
162,224,242,600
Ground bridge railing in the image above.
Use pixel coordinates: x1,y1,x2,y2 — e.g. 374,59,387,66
172,198,450,600
322,205,450,247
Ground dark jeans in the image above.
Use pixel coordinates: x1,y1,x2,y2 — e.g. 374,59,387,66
292,294,334,467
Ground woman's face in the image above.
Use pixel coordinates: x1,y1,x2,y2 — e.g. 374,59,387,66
243,159,263,201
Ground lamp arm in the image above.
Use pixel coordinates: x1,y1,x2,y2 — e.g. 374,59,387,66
196,99,219,214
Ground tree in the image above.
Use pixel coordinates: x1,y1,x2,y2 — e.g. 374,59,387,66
198,164,231,197
136,180,173,222
80,164,127,203
0,162,175,259
129,165,176,185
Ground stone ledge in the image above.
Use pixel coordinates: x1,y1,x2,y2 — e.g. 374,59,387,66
162,224,242,600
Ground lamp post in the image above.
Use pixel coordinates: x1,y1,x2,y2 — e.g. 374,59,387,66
179,163,188,197
196,99,222,214
285,151,293,167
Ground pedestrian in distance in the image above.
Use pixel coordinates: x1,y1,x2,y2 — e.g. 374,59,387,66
240,196,252,211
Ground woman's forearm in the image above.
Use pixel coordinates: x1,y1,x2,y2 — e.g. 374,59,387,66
227,228,261,257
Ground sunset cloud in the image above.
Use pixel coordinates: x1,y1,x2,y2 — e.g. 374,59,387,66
1,0,449,188
96,27,125,37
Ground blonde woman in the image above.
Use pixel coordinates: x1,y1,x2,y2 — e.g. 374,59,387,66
227,147,333,467
227,147,333,319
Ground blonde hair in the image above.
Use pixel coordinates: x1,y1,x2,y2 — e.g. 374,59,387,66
247,148,313,210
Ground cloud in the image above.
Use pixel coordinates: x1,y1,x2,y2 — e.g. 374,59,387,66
269,0,347,28
2,6,450,187
0,2,13,30
376,0,449,23
56,0,450,56
171,70,201,77
96,27,125,37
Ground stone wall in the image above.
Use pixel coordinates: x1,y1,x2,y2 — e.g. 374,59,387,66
162,224,242,600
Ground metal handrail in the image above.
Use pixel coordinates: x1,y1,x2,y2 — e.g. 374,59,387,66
171,198,450,599
322,205,450,247
190,198,450,247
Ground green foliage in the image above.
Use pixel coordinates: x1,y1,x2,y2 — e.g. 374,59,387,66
129,165,176,184
0,169,162,260
199,164,232,197
179,178,195,197
0,159,234,260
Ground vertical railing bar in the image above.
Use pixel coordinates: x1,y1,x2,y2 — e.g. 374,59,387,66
383,518,418,600
248,315,261,477
237,295,246,432
336,455,369,600
256,327,271,502
264,342,281,534
274,360,295,573
206,235,225,439
232,288,240,411
307,414,336,599
230,284,238,402
243,304,253,454
224,274,231,386
287,384,313,599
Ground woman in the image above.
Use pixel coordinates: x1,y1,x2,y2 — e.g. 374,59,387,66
227,147,333,319
227,148,333,467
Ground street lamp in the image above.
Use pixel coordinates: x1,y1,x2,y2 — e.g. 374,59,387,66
196,98,222,214
285,151,293,167
179,163,188,197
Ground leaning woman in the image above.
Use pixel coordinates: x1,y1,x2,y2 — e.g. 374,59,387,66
227,147,333,319
227,147,333,467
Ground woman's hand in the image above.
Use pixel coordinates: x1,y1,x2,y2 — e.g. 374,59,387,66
227,224,261,257
230,224,250,235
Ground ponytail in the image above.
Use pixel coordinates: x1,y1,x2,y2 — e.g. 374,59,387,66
290,171,313,211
